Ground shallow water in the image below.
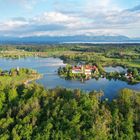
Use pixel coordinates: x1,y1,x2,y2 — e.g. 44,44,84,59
0,57,140,100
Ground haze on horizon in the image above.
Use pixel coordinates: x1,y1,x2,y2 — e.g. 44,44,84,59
0,0,140,38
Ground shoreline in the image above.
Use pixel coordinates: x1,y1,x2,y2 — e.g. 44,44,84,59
23,74,42,85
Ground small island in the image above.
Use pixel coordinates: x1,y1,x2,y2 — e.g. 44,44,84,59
58,64,140,84
0,67,41,86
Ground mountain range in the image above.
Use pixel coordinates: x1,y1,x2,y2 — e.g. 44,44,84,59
0,35,140,44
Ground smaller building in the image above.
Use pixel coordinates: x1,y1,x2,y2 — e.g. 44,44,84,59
72,66,84,74
85,66,92,75
85,65,98,75
125,72,133,79
85,69,92,75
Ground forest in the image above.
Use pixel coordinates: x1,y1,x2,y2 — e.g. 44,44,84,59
0,83,140,140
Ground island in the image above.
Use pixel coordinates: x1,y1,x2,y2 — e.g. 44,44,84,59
58,63,140,84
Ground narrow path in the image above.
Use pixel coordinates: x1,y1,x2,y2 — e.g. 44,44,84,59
24,75,41,85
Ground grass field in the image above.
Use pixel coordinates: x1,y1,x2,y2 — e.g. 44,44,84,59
0,71,41,86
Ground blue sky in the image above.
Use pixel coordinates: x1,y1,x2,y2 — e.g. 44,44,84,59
0,0,140,37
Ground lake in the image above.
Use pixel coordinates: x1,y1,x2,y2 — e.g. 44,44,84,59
104,66,127,73
0,57,140,100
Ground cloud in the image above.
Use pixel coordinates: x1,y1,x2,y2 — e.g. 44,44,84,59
0,19,28,31
32,12,77,24
0,2,140,37
127,4,140,12
5,0,46,10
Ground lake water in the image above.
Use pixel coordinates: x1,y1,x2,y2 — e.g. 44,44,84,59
0,57,140,100
104,66,127,73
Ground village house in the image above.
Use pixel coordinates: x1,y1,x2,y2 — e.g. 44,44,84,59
72,66,84,74
125,72,133,79
72,65,98,75
85,65,98,75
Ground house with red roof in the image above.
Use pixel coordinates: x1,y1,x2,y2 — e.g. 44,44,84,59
72,65,98,75
72,66,84,74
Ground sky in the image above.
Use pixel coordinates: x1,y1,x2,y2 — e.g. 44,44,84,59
0,0,140,38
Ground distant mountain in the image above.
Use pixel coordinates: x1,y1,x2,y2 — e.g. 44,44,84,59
0,35,140,44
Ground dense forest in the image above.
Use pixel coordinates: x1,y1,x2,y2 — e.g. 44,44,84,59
0,83,140,140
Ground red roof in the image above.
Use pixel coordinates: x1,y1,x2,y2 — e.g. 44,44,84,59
92,65,97,70
85,65,97,70
72,66,82,70
72,65,97,71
